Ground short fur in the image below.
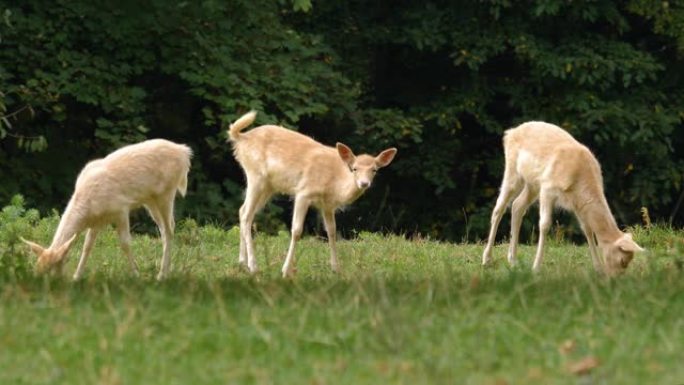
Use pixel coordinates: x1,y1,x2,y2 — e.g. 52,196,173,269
481,121,643,274
22,139,192,280
228,111,397,277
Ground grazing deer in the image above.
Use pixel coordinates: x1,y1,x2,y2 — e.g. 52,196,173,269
228,111,397,277
481,121,643,274
21,139,192,280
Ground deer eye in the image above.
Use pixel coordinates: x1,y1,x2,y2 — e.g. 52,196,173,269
351,167,357,172
372,168,378,173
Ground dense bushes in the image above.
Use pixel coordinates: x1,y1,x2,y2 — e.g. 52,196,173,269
0,195,39,278
1,1,683,240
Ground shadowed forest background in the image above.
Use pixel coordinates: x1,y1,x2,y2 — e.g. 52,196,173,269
1,0,683,241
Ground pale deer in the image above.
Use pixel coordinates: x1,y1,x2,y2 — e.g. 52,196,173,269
228,111,397,277
22,139,192,280
481,121,643,274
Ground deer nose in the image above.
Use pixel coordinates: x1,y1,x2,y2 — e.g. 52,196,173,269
358,180,371,189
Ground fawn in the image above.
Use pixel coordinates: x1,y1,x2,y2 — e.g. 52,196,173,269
228,111,397,277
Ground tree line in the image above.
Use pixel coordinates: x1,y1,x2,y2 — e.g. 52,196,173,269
1,0,683,241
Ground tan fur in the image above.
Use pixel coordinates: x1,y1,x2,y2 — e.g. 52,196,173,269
482,121,644,275
22,139,192,280
228,111,397,277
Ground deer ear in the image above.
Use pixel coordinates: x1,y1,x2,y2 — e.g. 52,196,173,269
20,237,45,257
375,148,397,168
615,234,644,253
336,143,355,165
55,234,78,260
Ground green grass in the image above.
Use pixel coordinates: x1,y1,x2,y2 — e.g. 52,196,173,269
1,219,683,384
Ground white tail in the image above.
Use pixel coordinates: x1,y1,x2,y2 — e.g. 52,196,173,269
228,110,257,142
22,139,192,280
481,122,643,275
228,111,397,277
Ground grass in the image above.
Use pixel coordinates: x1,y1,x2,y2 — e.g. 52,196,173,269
1,219,683,384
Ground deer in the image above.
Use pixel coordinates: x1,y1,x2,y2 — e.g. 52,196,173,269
21,139,192,280
481,121,644,275
227,111,397,277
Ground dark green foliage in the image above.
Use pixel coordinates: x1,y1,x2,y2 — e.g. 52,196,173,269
1,0,683,240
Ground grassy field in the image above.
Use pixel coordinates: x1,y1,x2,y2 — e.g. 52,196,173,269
0,218,683,384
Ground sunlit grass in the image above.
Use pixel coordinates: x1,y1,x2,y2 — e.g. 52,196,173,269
0,219,682,384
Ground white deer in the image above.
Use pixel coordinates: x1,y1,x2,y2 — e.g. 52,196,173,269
21,139,192,280
228,111,397,277
481,121,643,274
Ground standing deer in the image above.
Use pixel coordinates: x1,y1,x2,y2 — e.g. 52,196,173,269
481,121,643,274
228,111,397,277
21,139,192,280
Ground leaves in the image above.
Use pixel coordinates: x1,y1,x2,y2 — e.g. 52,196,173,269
0,194,41,278
566,356,600,376
1,0,684,238
291,0,313,13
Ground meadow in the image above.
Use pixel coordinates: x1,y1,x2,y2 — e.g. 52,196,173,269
0,213,682,385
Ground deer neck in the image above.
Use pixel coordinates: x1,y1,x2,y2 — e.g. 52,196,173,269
577,199,622,245
49,200,84,250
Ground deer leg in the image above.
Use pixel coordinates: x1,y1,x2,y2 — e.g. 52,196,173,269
507,186,538,266
239,179,271,273
482,174,522,265
322,208,339,273
156,194,176,281
532,189,555,272
281,195,311,278
115,213,139,277
73,228,99,280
